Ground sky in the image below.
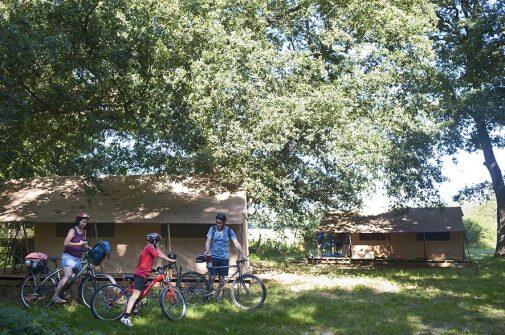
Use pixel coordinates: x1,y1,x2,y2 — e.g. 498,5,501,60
365,148,505,213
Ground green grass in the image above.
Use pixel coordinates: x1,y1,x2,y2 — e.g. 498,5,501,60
1,249,505,335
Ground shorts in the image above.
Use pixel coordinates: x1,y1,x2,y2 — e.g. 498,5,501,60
209,258,229,277
61,253,83,272
133,274,147,291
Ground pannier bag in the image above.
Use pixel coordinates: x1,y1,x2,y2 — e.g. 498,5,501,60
25,252,49,274
89,240,111,266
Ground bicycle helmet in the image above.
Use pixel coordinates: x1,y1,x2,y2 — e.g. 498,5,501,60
216,212,227,223
146,232,162,245
75,211,90,225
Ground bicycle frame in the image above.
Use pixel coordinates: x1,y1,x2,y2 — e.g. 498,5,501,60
31,258,62,289
128,272,167,299
204,259,247,290
126,263,180,299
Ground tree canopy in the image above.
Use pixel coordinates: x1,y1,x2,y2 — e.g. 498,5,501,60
1,0,446,216
432,0,505,255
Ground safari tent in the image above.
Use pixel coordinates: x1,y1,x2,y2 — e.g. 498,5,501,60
0,175,248,275
317,207,467,261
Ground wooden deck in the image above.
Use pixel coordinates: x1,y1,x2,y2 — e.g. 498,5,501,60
0,271,184,286
307,257,472,268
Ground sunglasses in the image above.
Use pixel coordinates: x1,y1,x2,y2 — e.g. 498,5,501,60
216,220,225,224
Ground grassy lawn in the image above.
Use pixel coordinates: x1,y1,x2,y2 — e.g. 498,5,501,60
1,248,504,335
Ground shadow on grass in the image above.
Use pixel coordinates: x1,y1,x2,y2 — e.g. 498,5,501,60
1,254,504,335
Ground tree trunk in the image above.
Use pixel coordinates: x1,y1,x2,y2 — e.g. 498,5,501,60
475,119,505,256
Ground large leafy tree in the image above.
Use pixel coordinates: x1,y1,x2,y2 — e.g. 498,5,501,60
1,1,443,219
433,0,505,256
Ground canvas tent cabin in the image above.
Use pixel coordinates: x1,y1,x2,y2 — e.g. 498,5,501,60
0,175,248,275
317,207,467,261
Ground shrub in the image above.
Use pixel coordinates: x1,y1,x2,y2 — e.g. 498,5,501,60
464,219,484,245
249,239,305,261
0,305,103,335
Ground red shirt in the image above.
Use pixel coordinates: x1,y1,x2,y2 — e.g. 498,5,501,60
134,244,160,278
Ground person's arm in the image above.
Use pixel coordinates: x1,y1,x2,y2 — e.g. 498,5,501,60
63,229,87,247
205,237,212,255
232,239,247,259
150,245,175,263
205,227,212,254
157,251,176,263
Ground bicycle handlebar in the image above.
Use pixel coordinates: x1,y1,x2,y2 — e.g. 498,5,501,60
151,262,177,274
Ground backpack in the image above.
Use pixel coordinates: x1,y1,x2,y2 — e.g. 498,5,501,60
89,240,110,266
211,225,233,241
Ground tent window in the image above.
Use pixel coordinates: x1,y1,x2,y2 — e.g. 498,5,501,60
169,224,241,238
359,233,389,241
56,223,115,238
170,224,211,238
416,232,450,241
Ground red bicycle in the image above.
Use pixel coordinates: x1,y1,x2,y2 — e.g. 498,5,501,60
90,261,186,321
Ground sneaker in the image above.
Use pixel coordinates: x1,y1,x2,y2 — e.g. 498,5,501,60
52,296,66,304
120,316,133,327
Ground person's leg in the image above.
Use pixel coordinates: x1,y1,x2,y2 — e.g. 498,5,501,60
121,276,145,326
215,259,229,289
120,290,139,327
218,275,225,289
69,261,83,304
209,265,217,291
125,289,141,314
69,277,79,304
53,266,73,303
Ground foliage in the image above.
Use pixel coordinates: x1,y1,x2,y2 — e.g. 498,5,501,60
433,0,505,255
0,305,103,335
463,201,497,248
249,239,306,261
434,0,504,148
0,0,446,217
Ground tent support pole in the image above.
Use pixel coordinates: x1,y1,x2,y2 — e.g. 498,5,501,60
348,233,353,259
166,223,173,278
423,233,427,261
463,232,472,263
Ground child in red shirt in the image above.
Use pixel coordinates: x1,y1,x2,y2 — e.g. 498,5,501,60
120,232,175,327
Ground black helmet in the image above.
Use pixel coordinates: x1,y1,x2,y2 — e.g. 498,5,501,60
146,232,162,244
216,212,227,223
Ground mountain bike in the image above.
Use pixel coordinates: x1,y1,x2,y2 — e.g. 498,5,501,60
20,250,116,308
90,261,186,321
176,255,266,310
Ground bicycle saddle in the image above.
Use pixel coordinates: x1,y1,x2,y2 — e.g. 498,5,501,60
123,274,135,281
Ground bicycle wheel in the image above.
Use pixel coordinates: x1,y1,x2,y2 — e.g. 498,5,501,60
20,274,57,308
90,284,128,320
176,271,211,306
230,274,266,310
159,285,186,320
79,273,117,308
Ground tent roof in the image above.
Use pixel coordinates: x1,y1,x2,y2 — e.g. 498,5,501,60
0,176,246,224
319,207,464,233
